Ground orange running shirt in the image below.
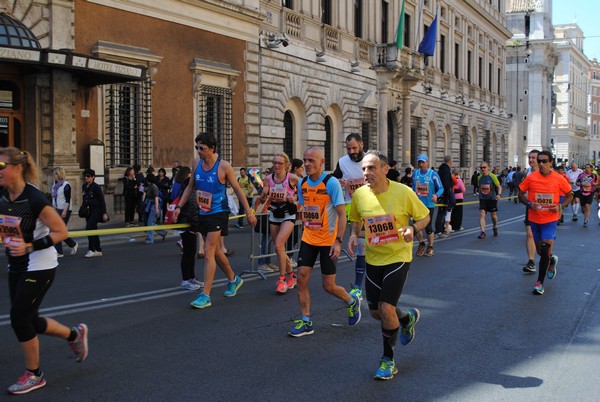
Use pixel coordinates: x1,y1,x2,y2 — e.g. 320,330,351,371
519,170,572,224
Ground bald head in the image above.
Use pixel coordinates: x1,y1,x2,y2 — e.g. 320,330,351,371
303,146,325,179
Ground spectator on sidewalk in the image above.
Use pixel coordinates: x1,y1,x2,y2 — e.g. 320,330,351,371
123,167,138,227
82,169,108,258
51,167,78,257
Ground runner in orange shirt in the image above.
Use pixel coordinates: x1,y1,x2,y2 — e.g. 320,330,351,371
518,151,573,295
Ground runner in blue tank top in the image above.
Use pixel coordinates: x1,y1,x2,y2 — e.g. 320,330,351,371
173,132,257,309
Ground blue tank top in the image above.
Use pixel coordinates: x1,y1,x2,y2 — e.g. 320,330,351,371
194,158,229,215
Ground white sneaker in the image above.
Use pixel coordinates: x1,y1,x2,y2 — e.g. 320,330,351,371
258,264,274,272
95,251,102,257
57,253,64,258
180,280,201,291
266,263,279,271
191,278,204,288
70,243,78,256
290,259,298,268
84,250,95,258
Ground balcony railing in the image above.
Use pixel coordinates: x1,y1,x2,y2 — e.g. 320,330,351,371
284,9,301,38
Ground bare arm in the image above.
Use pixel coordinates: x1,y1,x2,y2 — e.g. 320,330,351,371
9,206,68,257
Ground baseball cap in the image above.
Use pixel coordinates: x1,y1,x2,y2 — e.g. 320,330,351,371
417,154,428,162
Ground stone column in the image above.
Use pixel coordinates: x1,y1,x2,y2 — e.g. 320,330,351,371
401,85,412,167
378,78,389,152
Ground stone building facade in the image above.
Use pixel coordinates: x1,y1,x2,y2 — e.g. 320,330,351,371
589,59,600,164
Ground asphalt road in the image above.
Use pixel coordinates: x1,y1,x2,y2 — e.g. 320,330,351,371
1,195,599,401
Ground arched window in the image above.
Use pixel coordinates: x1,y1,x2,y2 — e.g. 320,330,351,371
283,110,294,160
324,116,332,171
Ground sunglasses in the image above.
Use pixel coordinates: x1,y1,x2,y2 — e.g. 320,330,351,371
0,161,18,170
84,174,93,178
195,145,207,151
479,166,488,169
537,159,550,164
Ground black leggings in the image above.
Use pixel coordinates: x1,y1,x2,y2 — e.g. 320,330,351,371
9,269,55,342
180,231,198,281
365,262,410,311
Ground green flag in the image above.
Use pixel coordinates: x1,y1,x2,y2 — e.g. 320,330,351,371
396,0,405,49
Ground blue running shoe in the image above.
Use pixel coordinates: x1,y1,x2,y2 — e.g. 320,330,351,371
374,358,398,380
190,292,212,309
547,255,558,280
224,275,243,297
400,308,420,345
347,294,361,326
533,281,544,295
349,285,363,301
288,319,314,337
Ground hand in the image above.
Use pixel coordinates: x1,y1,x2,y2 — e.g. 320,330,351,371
399,226,414,243
247,214,257,228
173,208,180,223
329,241,341,261
432,194,438,203
347,235,358,258
7,238,27,257
61,211,67,218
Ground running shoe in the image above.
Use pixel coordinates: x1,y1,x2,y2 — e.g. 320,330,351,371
258,264,275,273
347,294,361,326
400,308,420,345
349,285,363,301
572,215,578,222
180,280,201,291
224,275,243,297
522,261,536,274
583,220,588,228
286,274,297,289
191,292,212,308
70,242,79,256
290,259,298,268
276,279,288,294
493,227,499,237
68,323,89,363
374,358,398,381
57,253,64,258
424,246,434,257
478,231,486,239
533,281,544,295
191,278,204,287
415,242,426,257
288,319,314,337
234,223,244,229
176,239,184,253
547,255,558,280
7,371,46,395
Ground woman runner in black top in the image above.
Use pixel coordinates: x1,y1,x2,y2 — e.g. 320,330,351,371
0,148,89,395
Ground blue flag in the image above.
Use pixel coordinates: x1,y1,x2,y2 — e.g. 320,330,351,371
418,12,438,56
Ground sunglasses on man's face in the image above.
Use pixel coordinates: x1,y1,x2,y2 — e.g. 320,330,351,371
84,174,93,178
479,166,488,169
195,145,207,151
537,159,550,164
0,161,18,170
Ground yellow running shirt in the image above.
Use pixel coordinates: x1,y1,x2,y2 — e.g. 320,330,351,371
349,181,429,265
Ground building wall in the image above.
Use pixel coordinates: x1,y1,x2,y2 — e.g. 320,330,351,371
589,59,600,164
73,0,252,169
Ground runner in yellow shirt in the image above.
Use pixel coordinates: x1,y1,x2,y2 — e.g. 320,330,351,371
348,150,430,381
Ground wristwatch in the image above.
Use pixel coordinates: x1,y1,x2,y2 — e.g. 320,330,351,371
25,244,34,254
335,236,343,244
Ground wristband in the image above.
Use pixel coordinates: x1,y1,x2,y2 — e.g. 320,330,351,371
174,205,181,210
247,208,255,216
411,224,418,233
32,235,54,251
335,236,343,244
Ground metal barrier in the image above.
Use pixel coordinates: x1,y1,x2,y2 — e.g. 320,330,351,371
240,212,303,280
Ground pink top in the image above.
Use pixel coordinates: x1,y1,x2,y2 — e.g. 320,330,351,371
453,177,466,200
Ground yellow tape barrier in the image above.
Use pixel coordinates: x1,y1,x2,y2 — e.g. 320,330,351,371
68,197,519,237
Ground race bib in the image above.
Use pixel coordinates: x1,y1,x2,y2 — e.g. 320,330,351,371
269,187,287,203
0,214,23,245
480,184,491,195
301,205,323,230
416,183,429,197
363,214,399,246
347,178,365,197
196,190,212,213
535,192,554,210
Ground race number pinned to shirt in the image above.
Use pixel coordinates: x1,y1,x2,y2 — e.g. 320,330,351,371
269,187,287,203
363,214,399,246
302,205,323,230
535,193,554,210
480,184,491,195
416,183,429,197
0,214,23,245
347,178,365,197
196,190,212,213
